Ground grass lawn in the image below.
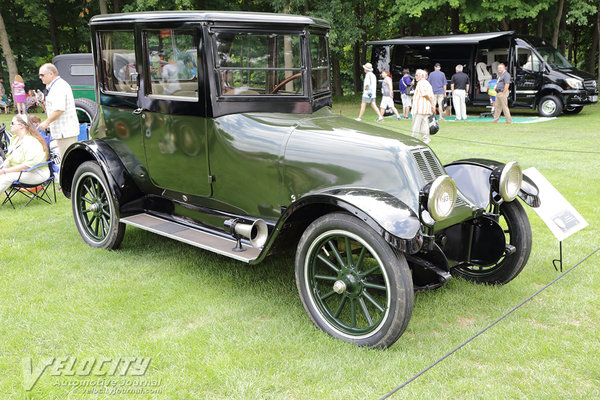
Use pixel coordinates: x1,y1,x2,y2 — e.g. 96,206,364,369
1,104,599,399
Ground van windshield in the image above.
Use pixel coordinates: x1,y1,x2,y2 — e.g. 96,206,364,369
535,47,572,69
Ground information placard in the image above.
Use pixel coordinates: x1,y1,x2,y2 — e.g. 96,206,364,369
524,167,588,241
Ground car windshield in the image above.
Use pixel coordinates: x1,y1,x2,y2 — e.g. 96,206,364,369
535,46,573,69
214,31,303,96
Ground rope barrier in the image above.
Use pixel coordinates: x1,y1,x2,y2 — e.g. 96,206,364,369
378,246,600,399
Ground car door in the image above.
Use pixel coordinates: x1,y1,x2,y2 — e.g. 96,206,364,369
513,46,543,107
96,30,148,180
136,25,212,198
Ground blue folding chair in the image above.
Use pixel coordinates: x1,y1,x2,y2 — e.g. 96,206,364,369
2,133,57,209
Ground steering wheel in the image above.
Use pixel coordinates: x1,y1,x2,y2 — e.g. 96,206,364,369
270,72,302,94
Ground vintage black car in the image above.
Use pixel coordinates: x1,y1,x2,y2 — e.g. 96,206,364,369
60,11,540,348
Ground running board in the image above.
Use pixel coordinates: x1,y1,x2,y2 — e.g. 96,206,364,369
120,213,261,263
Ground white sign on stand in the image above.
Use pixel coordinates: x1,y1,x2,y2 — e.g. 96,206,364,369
524,167,588,242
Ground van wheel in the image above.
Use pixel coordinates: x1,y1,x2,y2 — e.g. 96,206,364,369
563,105,583,115
295,213,414,348
538,95,562,117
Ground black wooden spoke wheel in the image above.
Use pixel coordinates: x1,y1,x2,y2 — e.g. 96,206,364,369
72,161,125,249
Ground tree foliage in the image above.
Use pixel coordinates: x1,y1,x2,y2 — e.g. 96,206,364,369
1,0,600,94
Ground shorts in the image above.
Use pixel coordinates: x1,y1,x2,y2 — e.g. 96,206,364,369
434,94,445,107
380,96,394,109
401,93,412,107
362,95,375,103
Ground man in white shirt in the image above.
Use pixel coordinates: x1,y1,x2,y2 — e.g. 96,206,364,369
38,63,80,159
356,63,384,122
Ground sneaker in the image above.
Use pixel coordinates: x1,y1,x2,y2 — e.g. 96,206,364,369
355,118,361,121
376,117,384,122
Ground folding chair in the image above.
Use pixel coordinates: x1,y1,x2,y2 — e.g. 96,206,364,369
2,134,57,209
0,123,9,160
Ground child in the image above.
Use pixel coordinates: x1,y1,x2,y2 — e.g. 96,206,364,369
487,74,498,114
398,69,413,119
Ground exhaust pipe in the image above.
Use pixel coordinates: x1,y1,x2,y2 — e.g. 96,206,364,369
224,218,268,252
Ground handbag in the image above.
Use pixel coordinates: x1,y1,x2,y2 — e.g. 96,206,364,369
407,82,416,96
428,115,439,135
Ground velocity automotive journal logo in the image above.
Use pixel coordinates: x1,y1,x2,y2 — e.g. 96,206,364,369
22,356,160,393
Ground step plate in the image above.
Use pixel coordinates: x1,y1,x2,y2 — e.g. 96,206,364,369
120,213,260,263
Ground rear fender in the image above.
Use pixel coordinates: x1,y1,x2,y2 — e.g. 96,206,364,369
60,140,142,210
444,159,540,209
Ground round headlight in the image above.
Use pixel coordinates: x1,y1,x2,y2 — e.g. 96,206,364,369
499,161,522,202
427,175,457,221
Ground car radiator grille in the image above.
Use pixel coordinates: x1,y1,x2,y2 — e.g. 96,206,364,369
411,147,467,207
411,148,444,183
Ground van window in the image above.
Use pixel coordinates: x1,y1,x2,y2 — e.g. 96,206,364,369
214,31,303,96
99,31,137,94
310,33,330,94
70,65,94,76
145,29,198,99
517,48,542,72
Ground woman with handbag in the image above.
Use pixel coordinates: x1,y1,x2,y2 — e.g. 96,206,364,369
355,63,384,122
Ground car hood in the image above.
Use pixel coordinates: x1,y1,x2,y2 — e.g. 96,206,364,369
282,108,442,212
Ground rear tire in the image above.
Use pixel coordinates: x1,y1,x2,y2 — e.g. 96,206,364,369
74,98,98,127
295,213,414,348
72,161,125,250
538,95,562,117
563,105,583,115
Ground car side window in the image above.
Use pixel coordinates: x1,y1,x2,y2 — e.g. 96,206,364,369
517,48,541,72
145,29,199,100
309,32,330,94
99,31,138,94
214,31,303,96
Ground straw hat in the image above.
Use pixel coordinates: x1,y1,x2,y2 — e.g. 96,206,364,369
363,63,373,72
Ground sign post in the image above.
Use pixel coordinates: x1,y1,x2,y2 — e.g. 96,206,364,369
524,167,588,271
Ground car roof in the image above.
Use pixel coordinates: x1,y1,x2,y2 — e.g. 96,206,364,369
90,10,330,29
367,31,514,46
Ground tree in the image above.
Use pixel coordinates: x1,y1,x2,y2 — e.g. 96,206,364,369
0,11,18,83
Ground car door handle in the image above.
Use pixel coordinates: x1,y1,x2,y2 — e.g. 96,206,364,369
132,107,145,115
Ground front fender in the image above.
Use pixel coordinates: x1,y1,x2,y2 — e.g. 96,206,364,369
286,188,423,253
60,140,142,209
444,159,540,209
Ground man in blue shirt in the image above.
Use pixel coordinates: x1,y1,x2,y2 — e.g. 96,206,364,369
428,63,447,120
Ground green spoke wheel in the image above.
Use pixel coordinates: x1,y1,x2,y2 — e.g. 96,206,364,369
452,200,532,284
72,161,126,249
295,213,413,348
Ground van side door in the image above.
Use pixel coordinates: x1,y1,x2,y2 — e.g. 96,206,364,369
514,47,543,108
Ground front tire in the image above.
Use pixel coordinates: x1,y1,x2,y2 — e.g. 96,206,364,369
72,161,125,249
538,95,563,117
452,200,532,284
295,213,414,348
